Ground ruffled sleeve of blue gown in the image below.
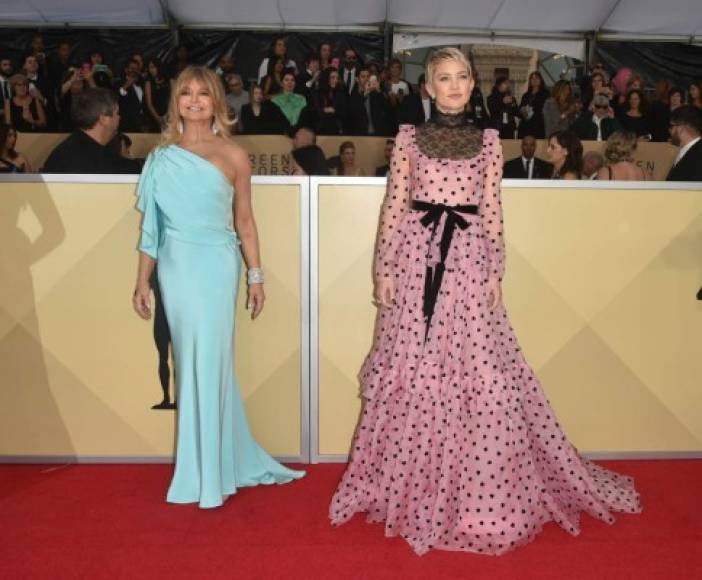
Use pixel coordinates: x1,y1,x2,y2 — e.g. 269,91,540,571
135,150,162,260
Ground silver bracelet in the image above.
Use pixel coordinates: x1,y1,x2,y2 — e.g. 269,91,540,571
247,267,264,285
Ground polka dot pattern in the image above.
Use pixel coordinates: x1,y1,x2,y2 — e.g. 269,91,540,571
329,125,642,556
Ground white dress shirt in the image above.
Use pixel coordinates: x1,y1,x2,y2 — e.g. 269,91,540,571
522,156,534,179
592,114,604,141
421,97,431,122
343,67,357,94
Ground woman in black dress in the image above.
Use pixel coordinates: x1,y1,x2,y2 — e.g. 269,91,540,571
618,89,653,141
0,123,29,172
239,83,290,135
518,71,549,138
145,58,171,132
262,57,285,100
3,74,46,132
313,67,348,135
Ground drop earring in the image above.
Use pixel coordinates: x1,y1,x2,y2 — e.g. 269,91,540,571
211,121,219,135
177,119,184,134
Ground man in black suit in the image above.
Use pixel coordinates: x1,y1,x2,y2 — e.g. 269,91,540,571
116,59,145,133
503,135,553,179
43,88,141,173
375,139,394,177
295,53,321,101
572,94,620,142
341,47,361,95
347,67,393,136
667,105,702,181
397,74,434,126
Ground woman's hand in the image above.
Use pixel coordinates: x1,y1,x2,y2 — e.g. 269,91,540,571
132,283,152,320
487,277,502,310
247,283,265,320
374,278,395,308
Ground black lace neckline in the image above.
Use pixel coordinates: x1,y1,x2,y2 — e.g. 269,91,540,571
431,108,469,127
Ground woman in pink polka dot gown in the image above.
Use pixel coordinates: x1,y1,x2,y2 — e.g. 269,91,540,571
329,48,641,556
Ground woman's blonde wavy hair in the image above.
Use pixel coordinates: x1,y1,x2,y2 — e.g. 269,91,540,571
604,130,638,164
160,65,235,146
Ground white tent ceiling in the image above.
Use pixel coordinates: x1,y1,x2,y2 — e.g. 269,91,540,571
3,1,702,41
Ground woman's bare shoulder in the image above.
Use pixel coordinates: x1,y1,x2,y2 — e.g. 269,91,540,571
220,138,250,165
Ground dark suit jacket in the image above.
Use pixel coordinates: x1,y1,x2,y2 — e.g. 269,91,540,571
42,130,142,173
667,139,702,181
503,156,553,179
397,93,434,126
375,164,390,177
572,114,620,141
347,88,394,136
116,81,145,132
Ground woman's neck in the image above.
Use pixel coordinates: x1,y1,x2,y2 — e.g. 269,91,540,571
179,121,216,145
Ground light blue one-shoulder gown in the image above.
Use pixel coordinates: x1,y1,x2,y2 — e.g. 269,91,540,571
136,144,305,508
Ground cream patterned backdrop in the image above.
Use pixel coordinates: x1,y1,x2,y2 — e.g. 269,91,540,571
0,179,303,459
316,183,702,457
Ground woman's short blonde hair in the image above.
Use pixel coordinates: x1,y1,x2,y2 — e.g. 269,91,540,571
161,65,234,146
604,130,638,164
425,47,472,84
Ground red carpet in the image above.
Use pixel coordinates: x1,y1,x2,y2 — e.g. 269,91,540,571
0,461,700,580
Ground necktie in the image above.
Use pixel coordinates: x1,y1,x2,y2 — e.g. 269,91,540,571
525,158,532,179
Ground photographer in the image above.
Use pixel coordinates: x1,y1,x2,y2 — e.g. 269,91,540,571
347,67,393,136
487,75,519,139
115,59,146,132
59,65,96,131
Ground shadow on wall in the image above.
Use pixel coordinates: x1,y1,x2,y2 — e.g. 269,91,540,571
0,181,68,458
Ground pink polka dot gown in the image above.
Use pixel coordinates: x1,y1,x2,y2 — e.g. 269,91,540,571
328,123,642,556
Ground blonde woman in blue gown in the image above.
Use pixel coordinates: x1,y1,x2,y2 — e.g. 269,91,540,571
132,66,304,508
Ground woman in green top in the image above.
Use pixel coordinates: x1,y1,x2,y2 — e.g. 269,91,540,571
271,70,307,128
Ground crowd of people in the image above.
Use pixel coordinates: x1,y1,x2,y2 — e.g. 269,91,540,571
1,32,702,180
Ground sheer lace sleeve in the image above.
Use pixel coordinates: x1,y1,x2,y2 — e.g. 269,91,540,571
480,129,505,282
374,124,413,281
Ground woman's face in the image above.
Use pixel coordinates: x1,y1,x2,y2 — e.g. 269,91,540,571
628,92,641,111
690,84,701,100
329,71,339,88
24,56,39,74
530,74,541,90
148,62,159,78
547,137,567,165
630,79,642,90
251,86,263,103
320,44,331,61
5,128,16,150
670,92,682,108
178,79,214,124
12,79,28,97
341,146,355,165
91,53,103,65
274,39,286,57
427,58,474,113
282,74,296,93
